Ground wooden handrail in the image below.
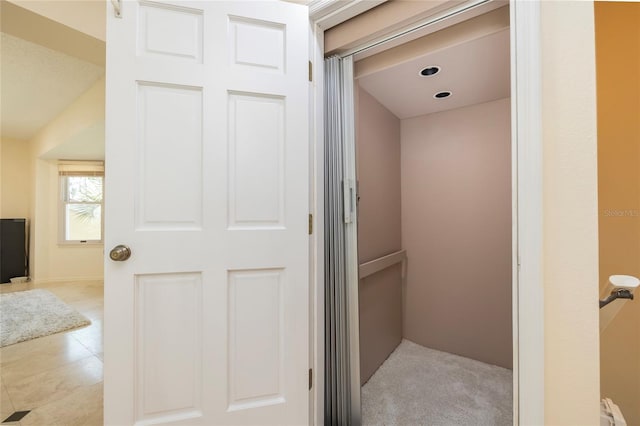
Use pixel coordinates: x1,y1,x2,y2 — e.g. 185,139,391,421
359,249,406,279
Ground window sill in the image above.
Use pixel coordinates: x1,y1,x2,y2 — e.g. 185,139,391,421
58,241,104,247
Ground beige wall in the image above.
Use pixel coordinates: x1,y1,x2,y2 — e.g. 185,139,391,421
354,6,510,80
401,98,512,369
1,1,104,67
356,91,512,375
1,138,31,219
31,78,105,159
356,86,403,384
6,0,106,42
1,7,104,282
324,0,453,55
29,78,105,282
541,1,600,424
31,160,104,282
595,3,640,425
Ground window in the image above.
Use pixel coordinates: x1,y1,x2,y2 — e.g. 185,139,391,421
59,162,104,244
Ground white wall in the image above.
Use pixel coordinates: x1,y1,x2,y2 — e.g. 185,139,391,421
541,2,600,424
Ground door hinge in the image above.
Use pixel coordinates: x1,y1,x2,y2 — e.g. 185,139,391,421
309,368,313,390
308,214,313,235
308,61,313,82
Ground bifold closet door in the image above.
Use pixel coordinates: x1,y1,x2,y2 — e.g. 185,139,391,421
324,56,360,426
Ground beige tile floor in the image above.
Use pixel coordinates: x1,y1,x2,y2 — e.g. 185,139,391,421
0,280,104,425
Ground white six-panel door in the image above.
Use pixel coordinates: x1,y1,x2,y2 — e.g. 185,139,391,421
104,1,309,424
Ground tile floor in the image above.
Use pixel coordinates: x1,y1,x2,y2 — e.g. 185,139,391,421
0,280,104,425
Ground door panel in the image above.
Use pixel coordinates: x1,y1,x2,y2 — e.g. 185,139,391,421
105,2,309,425
137,2,203,63
135,273,203,423
228,268,285,410
136,83,203,229
228,93,285,229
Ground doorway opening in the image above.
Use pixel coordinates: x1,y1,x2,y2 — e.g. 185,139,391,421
0,2,105,424
323,3,515,424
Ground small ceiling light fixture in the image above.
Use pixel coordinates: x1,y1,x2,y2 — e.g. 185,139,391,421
434,91,452,99
419,66,440,77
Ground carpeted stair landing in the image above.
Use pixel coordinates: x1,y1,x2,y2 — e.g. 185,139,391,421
362,339,512,426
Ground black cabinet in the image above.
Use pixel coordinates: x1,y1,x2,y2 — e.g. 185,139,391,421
0,219,28,283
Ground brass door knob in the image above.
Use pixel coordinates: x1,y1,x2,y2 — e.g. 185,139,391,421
109,245,131,261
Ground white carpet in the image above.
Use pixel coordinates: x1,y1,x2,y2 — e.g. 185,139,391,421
362,339,512,426
0,289,91,347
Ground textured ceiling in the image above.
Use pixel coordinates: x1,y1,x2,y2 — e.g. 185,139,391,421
357,29,510,119
1,32,104,140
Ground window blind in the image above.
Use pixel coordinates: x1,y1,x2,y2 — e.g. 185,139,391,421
58,161,105,177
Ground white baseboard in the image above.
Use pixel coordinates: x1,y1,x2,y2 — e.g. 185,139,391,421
32,276,104,284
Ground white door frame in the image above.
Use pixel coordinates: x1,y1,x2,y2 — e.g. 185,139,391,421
309,1,544,425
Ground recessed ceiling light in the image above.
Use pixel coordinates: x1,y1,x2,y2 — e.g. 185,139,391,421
434,91,452,99
419,66,440,77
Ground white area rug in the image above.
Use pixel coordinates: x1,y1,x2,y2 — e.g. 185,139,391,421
362,339,512,426
0,289,90,347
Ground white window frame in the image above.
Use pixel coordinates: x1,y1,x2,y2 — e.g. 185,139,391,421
58,161,105,245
